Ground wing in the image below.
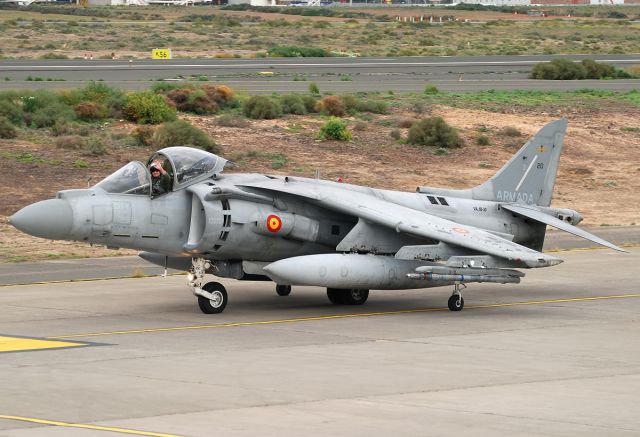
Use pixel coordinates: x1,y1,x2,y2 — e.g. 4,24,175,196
240,178,562,268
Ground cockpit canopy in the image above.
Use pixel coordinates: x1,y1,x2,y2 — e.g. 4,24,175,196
94,147,230,195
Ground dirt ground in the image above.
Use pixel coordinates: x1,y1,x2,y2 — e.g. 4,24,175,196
1,104,639,262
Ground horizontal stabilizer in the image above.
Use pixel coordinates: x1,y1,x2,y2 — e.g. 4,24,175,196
501,204,628,253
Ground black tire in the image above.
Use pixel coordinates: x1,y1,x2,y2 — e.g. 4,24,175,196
197,282,228,314
276,284,292,297
343,289,369,305
448,294,464,312
327,288,346,305
327,288,369,305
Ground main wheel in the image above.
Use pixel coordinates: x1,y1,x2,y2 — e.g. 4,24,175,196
343,289,369,305
276,284,291,297
197,282,228,314
448,294,464,312
327,288,369,305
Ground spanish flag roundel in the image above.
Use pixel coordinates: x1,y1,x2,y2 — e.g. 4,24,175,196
266,214,282,233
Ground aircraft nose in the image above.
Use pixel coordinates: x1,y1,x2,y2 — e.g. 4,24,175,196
9,199,73,240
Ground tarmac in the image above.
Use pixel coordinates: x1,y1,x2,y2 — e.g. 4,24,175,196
0,244,639,436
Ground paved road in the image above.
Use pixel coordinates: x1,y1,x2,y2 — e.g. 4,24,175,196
0,226,637,286
0,248,638,436
1,55,639,92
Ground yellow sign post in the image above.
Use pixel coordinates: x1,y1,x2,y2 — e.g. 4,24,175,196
151,48,172,60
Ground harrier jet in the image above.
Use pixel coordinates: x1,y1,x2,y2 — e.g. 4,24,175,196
10,118,625,314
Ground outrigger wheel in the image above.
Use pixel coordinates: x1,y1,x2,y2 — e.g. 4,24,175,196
447,283,465,312
197,282,228,314
327,288,369,305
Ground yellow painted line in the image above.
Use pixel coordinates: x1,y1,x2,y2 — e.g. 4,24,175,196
49,293,640,340
0,336,87,353
0,414,182,437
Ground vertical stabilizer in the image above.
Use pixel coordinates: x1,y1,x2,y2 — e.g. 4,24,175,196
471,118,568,207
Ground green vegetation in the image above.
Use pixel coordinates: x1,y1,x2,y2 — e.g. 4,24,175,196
151,120,218,153
408,117,461,148
318,117,352,141
123,91,176,124
267,46,330,57
242,95,282,119
0,116,17,138
530,58,636,80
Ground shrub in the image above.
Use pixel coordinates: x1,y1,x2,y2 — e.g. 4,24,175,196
317,95,345,117
242,95,282,119
318,117,351,141
355,99,388,114
152,120,218,152
0,98,24,125
123,91,176,124
32,103,76,128
201,84,237,108
397,118,415,128
279,93,307,115
353,121,367,131
390,129,401,140
74,101,106,120
476,135,490,146
132,125,156,147
501,126,522,137
84,136,108,156
0,116,17,139
54,135,86,150
301,94,318,113
530,59,586,80
308,82,320,95
581,59,615,79
185,89,219,115
267,46,330,57
408,117,460,148
424,84,439,95
216,114,250,128
67,81,125,106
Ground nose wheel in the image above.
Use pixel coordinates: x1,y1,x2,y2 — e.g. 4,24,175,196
448,283,465,312
327,288,369,305
189,257,229,314
197,282,228,314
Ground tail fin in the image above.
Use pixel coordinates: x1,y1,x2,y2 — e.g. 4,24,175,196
472,118,568,207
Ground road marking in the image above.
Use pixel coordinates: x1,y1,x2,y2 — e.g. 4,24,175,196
0,335,88,353
49,293,640,340
0,415,182,437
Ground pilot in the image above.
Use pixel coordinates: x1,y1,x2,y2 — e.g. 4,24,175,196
150,161,171,196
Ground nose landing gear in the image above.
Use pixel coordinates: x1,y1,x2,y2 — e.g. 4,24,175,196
189,258,228,314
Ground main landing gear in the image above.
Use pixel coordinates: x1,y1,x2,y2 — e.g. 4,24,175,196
327,288,369,305
276,284,292,296
189,258,228,314
448,283,465,312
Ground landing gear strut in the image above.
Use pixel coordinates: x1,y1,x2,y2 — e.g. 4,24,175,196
189,258,228,314
448,283,465,312
327,288,369,305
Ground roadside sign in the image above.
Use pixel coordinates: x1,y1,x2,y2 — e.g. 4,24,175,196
152,49,172,60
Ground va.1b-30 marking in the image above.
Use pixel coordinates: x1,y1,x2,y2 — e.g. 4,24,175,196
10,119,626,313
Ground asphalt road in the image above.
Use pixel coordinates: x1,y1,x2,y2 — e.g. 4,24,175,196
1,55,639,92
0,248,638,436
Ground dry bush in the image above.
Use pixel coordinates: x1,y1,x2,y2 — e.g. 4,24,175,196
316,95,345,117
74,101,105,120
397,118,415,128
54,135,86,150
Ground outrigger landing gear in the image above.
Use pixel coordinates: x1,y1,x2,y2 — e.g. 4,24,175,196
448,283,465,312
188,258,228,314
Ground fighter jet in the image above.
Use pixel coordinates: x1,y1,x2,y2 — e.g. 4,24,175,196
10,118,626,314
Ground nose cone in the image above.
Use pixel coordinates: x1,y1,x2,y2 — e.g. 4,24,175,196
9,199,73,240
